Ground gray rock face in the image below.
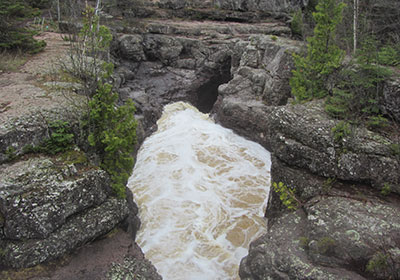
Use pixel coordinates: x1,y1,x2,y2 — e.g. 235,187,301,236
382,77,400,123
114,20,290,132
2,197,128,268
0,156,131,268
154,0,308,13
240,194,400,280
114,17,400,279
0,108,81,164
0,158,110,240
218,35,301,106
210,31,400,280
107,256,162,280
215,0,308,13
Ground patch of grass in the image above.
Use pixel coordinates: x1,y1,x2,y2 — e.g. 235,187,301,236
0,50,28,72
61,149,88,166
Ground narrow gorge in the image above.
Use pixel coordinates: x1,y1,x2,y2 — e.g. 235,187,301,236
1,0,399,279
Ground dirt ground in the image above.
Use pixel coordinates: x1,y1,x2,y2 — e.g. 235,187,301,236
0,32,76,123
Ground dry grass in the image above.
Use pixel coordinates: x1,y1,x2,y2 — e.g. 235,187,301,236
0,50,28,72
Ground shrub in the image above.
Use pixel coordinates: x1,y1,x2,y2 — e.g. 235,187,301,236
325,37,392,123
42,120,74,154
272,182,300,211
88,81,137,198
331,121,351,144
290,9,303,38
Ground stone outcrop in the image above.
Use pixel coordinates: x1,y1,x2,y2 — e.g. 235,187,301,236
383,76,400,123
111,10,400,278
0,155,130,268
0,109,144,272
210,31,400,279
113,18,290,132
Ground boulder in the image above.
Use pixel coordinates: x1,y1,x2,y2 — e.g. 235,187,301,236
240,192,400,280
1,197,129,268
118,34,147,62
0,156,130,268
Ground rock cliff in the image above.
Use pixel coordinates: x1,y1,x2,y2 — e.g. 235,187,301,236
1,1,399,278
109,3,400,278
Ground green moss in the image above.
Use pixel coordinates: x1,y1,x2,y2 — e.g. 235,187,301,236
317,237,336,255
389,143,400,156
381,183,391,196
61,149,88,165
366,252,388,274
5,146,17,161
299,236,310,250
322,177,336,193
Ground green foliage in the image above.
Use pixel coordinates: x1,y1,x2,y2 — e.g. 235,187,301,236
0,0,46,53
272,182,300,211
65,5,113,97
331,121,351,143
42,120,74,154
367,115,389,130
270,35,278,41
322,177,336,193
290,9,303,38
64,5,137,198
366,252,388,274
61,149,88,166
377,45,400,67
88,81,137,198
290,0,346,102
381,183,391,196
317,237,336,255
389,144,400,156
325,37,392,123
5,146,17,161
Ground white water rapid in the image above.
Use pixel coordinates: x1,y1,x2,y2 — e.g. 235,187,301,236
128,102,271,280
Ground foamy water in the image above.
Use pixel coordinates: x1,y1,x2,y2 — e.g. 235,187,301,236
128,102,271,280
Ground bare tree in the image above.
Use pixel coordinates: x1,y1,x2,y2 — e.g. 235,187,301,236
353,0,358,53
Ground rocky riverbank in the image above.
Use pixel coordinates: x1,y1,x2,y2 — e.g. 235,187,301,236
1,0,399,279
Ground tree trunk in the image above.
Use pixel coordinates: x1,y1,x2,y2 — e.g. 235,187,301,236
57,0,60,21
353,0,358,54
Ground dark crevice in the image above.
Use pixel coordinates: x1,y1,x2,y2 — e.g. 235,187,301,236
195,57,232,113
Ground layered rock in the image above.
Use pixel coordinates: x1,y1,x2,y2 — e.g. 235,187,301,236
0,156,130,268
113,18,290,132
211,32,400,279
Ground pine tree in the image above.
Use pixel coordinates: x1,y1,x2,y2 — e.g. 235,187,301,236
0,0,46,53
290,0,346,101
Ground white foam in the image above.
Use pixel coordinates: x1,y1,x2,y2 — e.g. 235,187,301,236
128,102,271,280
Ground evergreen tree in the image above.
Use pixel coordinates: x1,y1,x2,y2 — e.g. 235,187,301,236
0,0,46,53
290,0,346,101
74,6,138,198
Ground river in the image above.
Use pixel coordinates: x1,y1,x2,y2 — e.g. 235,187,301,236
128,102,271,280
